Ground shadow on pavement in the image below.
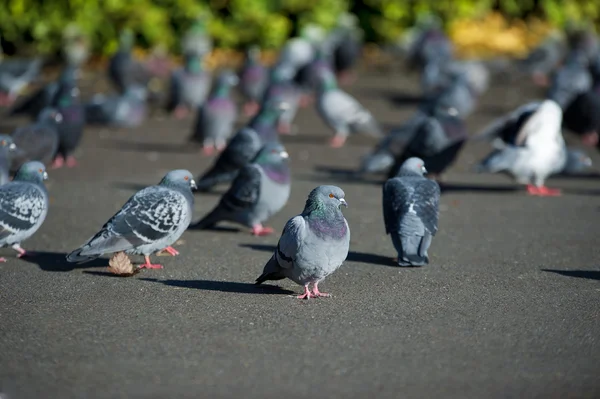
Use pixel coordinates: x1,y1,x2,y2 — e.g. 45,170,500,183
100,138,198,154
541,269,600,281
18,251,109,272
439,182,520,193
139,277,295,295
187,224,241,232
240,244,397,267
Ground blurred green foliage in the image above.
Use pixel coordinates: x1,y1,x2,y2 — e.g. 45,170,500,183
0,0,599,56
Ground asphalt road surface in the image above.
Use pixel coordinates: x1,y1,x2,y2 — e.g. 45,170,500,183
1,66,599,399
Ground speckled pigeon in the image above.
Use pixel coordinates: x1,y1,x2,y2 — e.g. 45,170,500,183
195,100,287,192
0,135,17,185
0,161,48,261
193,142,290,235
166,53,211,119
383,157,440,267
84,84,147,127
66,170,196,269
240,46,269,117
10,108,60,172
190,70,238,155
255,185,350,299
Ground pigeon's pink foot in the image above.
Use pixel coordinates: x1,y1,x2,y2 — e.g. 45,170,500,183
51,155,65,169
251,225,275,236
173,106,189,119
139,256,163,269
202,146,215,156
532,72,549,87
0,93,14,106
527,184,561,197
0,257,7,262
278,122,292,135
65,156,78,168
216,143,226,153
244,101,260,117
312,283,331,298
164,246,179,256
582,131,599,147
297,285,317,299
329,135,346,148
12,244,29,258
338,71,355,86
299,94,313,108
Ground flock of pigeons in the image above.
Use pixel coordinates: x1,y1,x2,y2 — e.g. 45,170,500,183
0,17,598,299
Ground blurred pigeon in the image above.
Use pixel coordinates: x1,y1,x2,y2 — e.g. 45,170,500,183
388,107,468,180
546,49,593,109
423,60,489,97
0,52,42,106
85,84,147,127
108,30,149,94
66,170,196,269
475,100,567,196
193,142,290,235
240,46,268,116
255,185,349,299
315,68,383,147
278,25,323,72
50,75,85,168
190,70,238,155
556,148,593,175
0,136,17,185
195,101,287,192
0,161,48,261
62,25,90,72
263,65,301,135
327,13,362,85
182,15,213,58
10,108,61,171
383,157,440,266
561,88,600,145
166,53,210,118
406,15,453,70
421,71,477,119
517,30,565,86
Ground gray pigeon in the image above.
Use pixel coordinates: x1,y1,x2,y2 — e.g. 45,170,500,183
255,185,350,299
108,30,150,94
0,135,17,185
10,108,60,171
0,54,42,106
0,161,48,261
193,142,290,235
383,157,440,267
240,46,269,116
66,170,197,269
167,53,211,118
316,68,383,147
84,84,148,127
190,70,238,155
546,49,593,109
263,65,301,135
557,148,593,175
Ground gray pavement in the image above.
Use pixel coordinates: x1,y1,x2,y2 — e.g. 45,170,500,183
0,68,599,399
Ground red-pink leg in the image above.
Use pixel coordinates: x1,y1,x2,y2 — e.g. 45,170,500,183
65,156,78,168
536,186,562,197
139,255,163,269
164,246,179,256
312,282,331,298
338,71,356,86
299,94,313,108
532,72,549,87
173,105,189,119
243,101,260,117
202,146,214,156
297,285,316,299
582,131,599,147
278,122,292,135
329,135,347,148
526,184,539,195
12,244,29,258
51,155,65,169
216,143,226,152
0,257,7,262
251,225,275,236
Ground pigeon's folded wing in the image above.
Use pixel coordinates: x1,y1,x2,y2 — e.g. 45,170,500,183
219,164,261,212
413,180,441,235
275,215,306,269
0,184,46,239
383,178,440,235
473,102,540,143
382,178,407,234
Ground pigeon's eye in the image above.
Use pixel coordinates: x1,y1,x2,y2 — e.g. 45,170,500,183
38,168,43,173
271,149,278,154
329,193,334,198
0,140,5,146
184,176,189,181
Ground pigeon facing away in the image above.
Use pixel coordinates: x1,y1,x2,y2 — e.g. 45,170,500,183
240,46,269,116
255,185,350,299
475,99,567,196
0,135,17,185
383,157,440,266
85,85,148,127
190,70,238,155
193,142,290,235
0,161,49,261
166,53,211,119
10,108,61,172
315,68,383,147
66,170,197,269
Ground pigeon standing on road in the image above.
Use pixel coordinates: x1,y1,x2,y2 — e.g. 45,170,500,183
255,185,350,299
66,170,196,269
240,46,269,117
166,53,211,119
10,108,61,171
0,161,49,261
315,68,383,148
0,136,17,185
62,25,90,73
193,142,290,235
263,65,301,135
190,70,238,155
50,75,85,168
383,157,440,267
181,16,213,58
108,30,149,94
84,84,148,127
0,52,42,107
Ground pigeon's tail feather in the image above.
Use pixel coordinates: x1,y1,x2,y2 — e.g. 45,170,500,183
255,255,286,285
193,207,226,229
196,169,238,192
392,233,428,267
66,231,133,263
66,247,101,263
359,152,394,174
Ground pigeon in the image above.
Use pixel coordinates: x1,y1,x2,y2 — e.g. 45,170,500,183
0,55,42,107
557,148,593,175
546,49,593,109
181,15,213,58
475,99,567,196
50,75,86,168
255,185,350,299
195,100,287,192
10,108,61,171
190,70,238,155
421,71,477,119
387,106,468,180
66,170,196,269
315,68,383,147
84,84,148,127
327,13,362,84
263,65,301,135
193,142,290,235
0,161,49,261
0,136,17,185
62,25,90,72
240,46,269,116
406,16,453,71
278,25,323,73
383,157,440,266
422,59,489,98
166,53,211,118
108,30,150,94
517,30,565,86
561,88,600,145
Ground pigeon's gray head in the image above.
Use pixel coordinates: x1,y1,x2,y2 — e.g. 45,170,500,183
399,157,427,176
216,70,239,87
160,169,197,191
0,135,16,153
119,29,135,50
254,142,289,165
14,161,48,183
563,149,593,173
38,107,63,124
305,185,348,214
247,45,261,60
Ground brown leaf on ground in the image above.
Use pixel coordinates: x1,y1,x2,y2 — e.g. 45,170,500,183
107,252,139,276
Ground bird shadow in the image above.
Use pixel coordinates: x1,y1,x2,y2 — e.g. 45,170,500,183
359,88,424,106
541,269,600,281
279,133,328,145
82,270,134,278
139,277,295,295
17,251,109,272
439,182,521,193
111,182,152,192
312,165,382,184
187,224,241,233
239,244,397,267
99,138,199,154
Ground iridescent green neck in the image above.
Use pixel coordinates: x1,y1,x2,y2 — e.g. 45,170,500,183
185,55,202,74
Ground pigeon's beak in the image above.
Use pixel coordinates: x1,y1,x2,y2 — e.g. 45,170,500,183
278,102,290,111
8,143,16,151
42,171,48,180
422,166,428,174
339,198,348,208
190,179,198,190
280,151,289,159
